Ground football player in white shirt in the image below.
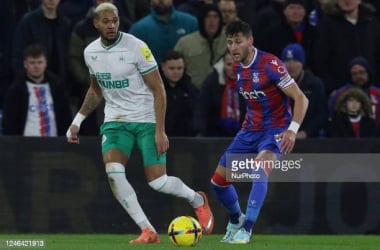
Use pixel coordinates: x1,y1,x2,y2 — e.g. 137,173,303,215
66,3,214,243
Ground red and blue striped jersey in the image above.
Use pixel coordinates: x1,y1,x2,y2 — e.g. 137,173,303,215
235,48,295,131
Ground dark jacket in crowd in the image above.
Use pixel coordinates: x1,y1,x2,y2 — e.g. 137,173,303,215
193,67,246,137
2,71,72,136
298,69,328,137
329,87,378,138
313,3,380,94
0,0,17,108
163,73,199,137
119,0,150,22
12,6,71,84
257,20,315,67
329,112,378,138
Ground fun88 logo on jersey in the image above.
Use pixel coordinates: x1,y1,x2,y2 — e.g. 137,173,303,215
239,87,266,100
96,72,129,89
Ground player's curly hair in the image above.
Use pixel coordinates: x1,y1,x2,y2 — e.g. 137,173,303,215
335,87,373,117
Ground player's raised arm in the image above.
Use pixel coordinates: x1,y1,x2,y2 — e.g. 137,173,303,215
276,83,308,154
66,76,103,144
143,69,169,156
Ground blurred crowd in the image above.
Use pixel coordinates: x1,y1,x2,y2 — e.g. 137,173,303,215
1,0,380,139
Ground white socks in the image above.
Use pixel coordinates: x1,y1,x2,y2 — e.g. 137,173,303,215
106,162,155,232
148,175,204,208
106,162,205,234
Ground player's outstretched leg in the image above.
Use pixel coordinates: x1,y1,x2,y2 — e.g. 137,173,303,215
148,174,214,235
230,167,268,244
106,162,160,244
211,171,244,242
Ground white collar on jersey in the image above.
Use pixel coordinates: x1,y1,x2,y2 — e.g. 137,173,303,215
241,47,257,68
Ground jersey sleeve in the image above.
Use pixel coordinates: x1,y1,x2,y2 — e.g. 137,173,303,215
83,49,95,76
265,56,295,89
134,40,158,76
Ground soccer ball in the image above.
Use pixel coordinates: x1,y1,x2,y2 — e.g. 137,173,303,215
168,216,202,246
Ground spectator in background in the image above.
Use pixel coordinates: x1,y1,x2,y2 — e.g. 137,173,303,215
129,0,198,63
0,0,17,110
364,0,380,20
313,0,380,94
329,56,380,124
218,0,240,27
194,50,245,137
282,43,327,138
2,44,72,136
175,4,226,89
253,0,286,38
160,51,199,136
308,0,335,26
329,87,378,138
14,0,41,21
58,0,93,29
174,0,187,7
232,0,257,29
177,0,216,17
69,0,131,135
12,0,71,89
256,0,315,67
118,0,150,22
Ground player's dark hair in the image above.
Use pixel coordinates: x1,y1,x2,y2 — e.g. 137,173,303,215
225,20,252,38
162,50,185,62
23,43,47,59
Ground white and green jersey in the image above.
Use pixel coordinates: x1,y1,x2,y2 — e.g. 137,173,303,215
84,32,158,123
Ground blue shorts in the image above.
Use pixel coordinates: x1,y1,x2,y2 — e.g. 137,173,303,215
219,128,285,167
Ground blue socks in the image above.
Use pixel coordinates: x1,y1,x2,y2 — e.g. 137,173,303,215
243,168,268,232
211,167,268,232
211,182,241,224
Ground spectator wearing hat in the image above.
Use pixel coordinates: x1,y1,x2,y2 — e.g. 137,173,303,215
329,56,380,124
329,87,378,138
282,43,327,138
256,0,315,67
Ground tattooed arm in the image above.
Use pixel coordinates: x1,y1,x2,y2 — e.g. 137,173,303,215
66,76,103,144
78,76,103,116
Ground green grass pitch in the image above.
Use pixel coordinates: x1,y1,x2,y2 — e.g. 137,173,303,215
0,234,379,250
